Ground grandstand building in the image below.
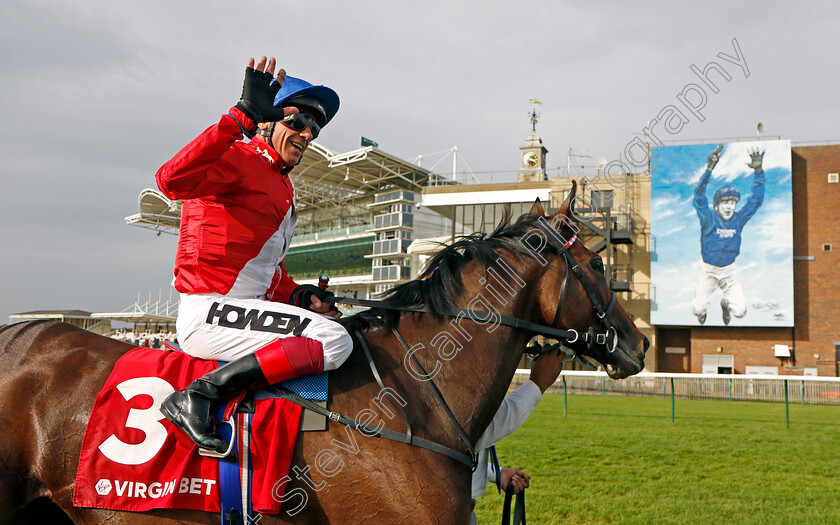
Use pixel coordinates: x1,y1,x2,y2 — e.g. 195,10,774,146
9,294,178,348
9,310,112,335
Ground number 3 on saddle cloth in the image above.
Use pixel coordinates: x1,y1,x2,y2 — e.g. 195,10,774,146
72,345,327,520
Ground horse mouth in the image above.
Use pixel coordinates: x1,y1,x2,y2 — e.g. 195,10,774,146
604,345,644,379
605,362,636,379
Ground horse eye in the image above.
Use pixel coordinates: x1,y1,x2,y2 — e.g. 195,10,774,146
591,259,604,274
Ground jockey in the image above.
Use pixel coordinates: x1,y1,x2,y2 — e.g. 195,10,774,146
692,145,765,325
155,56,353,454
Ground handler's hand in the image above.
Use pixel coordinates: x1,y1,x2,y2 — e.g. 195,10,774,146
529,347,565,393
501,468,531,494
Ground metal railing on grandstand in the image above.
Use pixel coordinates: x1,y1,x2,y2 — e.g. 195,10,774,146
292,225,371,242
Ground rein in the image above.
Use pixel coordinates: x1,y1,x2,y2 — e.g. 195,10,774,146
502,481,527,525
266,327,475,468
336,220,618,354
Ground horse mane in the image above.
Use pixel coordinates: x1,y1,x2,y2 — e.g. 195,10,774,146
339,211,542,332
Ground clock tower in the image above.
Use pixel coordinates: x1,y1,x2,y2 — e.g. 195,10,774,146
518,106,548,182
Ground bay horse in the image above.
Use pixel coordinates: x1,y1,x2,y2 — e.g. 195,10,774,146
0,182,647,524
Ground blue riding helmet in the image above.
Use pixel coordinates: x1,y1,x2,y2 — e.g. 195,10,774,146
714,186,740,205
273,76,339,127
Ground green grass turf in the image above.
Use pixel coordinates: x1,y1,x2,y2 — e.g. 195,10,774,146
473,394,840,524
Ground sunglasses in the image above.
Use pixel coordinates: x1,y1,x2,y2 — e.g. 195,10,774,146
280,113,321,139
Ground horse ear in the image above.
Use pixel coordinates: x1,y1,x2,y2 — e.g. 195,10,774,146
556,180,577,218
529,198,545,216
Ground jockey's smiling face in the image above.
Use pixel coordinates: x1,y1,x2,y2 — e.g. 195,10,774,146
715,198,738,220
256,109,318,167
274,112,315,167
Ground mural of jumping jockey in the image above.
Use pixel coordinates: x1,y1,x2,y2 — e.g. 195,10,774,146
650,140,793,327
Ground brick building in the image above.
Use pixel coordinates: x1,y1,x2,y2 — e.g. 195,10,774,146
657,145,839,376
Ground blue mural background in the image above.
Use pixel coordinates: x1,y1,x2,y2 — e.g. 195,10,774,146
650,140,793,327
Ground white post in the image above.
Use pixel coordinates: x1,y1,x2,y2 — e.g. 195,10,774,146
452,146,458,181
567,148,572,177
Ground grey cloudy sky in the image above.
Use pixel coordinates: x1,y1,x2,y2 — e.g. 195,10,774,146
1,0,837,323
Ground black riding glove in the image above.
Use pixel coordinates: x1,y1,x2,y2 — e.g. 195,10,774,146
290,285,340,315
234,67,287,125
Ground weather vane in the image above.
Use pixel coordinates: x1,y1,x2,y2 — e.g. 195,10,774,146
529,98,542,132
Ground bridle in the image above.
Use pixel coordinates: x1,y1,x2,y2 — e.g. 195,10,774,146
271,217,621,470
532,218,618,355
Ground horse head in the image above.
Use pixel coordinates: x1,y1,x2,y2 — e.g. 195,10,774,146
528,180,648,379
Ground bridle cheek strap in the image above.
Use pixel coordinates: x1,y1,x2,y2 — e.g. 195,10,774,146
535,220,617,353
550,256,570,328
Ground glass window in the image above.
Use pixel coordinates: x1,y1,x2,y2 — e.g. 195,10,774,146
592,190,615,210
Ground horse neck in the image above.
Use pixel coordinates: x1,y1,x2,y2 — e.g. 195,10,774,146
378,257,543,448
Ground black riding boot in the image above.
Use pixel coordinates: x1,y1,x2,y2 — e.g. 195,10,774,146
160,354,268,454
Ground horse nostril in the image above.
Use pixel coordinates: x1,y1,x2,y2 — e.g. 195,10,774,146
643,337,650,353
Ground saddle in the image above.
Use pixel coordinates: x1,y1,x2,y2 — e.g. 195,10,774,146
162,340,331,443
73,345,330,522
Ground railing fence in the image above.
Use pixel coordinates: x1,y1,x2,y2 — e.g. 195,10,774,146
513,370,840,427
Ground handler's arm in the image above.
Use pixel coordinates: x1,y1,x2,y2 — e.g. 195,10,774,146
474,381,541,451
474,350,564,450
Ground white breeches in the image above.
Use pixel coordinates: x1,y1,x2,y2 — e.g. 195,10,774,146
176,293,353,370
691,262,746,317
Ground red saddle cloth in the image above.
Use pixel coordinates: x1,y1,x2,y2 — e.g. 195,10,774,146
73,346,302,514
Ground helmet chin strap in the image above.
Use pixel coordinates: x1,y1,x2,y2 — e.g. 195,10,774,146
257,121,305,168
257,122,277,151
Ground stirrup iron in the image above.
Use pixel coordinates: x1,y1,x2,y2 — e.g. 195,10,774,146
197,416,236,460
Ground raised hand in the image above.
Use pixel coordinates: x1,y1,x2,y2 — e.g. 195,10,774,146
746,148,764,171
707,144,723,171
235,56,296,124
